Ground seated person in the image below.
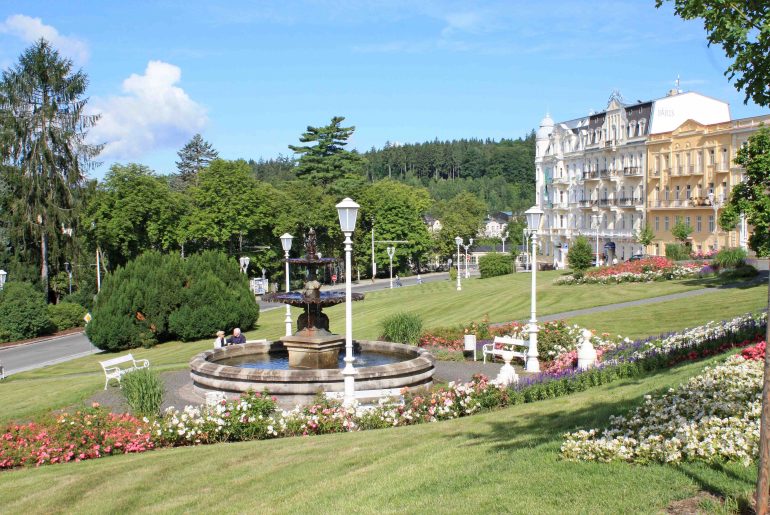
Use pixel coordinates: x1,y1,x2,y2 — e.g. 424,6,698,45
227,327,247,345
214,330,226,349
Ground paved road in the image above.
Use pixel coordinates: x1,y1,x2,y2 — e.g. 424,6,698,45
0,332,100,376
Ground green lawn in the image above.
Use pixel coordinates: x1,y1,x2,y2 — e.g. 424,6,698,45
0,274,764,425
0,354,755,514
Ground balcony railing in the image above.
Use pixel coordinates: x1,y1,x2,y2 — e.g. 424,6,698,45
578,199,595,208
623,166,642,176
647,199,690,208
597,198,612,207
583,171,600,180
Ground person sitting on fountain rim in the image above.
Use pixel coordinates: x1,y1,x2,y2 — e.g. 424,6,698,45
227,328,246,345
214,330,226,349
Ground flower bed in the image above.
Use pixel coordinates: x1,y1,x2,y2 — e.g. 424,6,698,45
0,403,153,469
561,347,765,466
554,257,703,285
2,312,765,472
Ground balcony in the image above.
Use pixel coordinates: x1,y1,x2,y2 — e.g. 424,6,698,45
552,175,569,185
597,198,612,208
583,171,600,180
578,199,595,209
599,169,612,179
552,202,570,211
623,167,643,177
614,197,641,208
647,199,690,209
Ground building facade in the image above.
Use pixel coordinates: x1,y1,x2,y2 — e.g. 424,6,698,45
535,89,743,267
646,115,769,254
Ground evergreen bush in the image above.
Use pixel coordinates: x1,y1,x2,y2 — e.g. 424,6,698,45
0,282,51,342
48,302,86,331
478,252,513,278
567,236,593,272
449,266,457,281
120,368,164,418
87,250,258,351
380,312,423,345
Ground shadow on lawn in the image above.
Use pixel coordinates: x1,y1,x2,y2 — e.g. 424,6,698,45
679,272,767,290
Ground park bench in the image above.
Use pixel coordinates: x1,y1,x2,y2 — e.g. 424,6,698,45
482,336,528,364
99,354,150,389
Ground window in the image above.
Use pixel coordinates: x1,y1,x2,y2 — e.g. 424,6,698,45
709,148,715,165
721,148,728,169
664,216,670,231
696,216,702,232
685,216,691,227
686,184,691,199
675,185,680,200
655,216,660,231
709,215,715,232
664,186,670,201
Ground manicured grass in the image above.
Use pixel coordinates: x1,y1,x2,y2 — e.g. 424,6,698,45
570,280,768,339
253,272,725,341
0,354,754,513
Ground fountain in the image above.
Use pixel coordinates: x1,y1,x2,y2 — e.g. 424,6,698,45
189,229,434,406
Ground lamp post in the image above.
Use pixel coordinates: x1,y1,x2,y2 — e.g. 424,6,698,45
239,256,250,275
336,197,360,407
592,214,601,267
0,270,6,290
280,233,294,337
708,192,721,250
523,228,530,270
462,238,474,279
501,231,509,253
387,246,395,289
64,262,72,294
454,236,463,291
525,206,543,373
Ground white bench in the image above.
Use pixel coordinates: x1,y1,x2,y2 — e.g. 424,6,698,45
482,336,528,364
99,354,150,389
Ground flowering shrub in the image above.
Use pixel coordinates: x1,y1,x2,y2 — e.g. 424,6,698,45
691,249,717,260
555,257,703,285
561,354,763,466
0,403,153,469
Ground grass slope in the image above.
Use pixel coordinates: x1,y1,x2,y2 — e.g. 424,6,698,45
0,354,755,514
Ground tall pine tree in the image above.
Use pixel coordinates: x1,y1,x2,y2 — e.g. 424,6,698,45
288,116,365,189
0,39,101,294
175,133,218,186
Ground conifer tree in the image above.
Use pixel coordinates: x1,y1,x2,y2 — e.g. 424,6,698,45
288,116,365,188
175,133,218,185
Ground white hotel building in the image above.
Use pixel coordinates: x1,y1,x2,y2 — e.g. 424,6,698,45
535,89,730,267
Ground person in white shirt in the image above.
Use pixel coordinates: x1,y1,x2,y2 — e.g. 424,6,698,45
214,330,226,349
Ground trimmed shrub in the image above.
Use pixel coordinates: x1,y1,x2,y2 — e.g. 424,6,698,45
478,252,513,278
120,368,164,418
449,266,457,281
721,264,759,280
380,312,423,345
567,235,593,273
48,302,86,331
664,243,690,261
714,247,748,269
0,282,51,342
87,250,258,351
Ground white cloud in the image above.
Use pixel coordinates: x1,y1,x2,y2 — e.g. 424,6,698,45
88,61,208,160
0,14,89,64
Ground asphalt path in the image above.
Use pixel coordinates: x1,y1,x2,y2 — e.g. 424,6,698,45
0,331,100,376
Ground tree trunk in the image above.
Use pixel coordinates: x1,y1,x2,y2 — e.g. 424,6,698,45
757,272,770,515
40,231,48,296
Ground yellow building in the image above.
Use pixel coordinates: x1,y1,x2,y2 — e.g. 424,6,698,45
646,115,770,256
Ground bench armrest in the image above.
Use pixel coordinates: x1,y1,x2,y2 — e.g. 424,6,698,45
103,366,122,376
134,359,150,368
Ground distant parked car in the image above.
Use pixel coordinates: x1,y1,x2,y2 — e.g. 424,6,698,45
628,254,649,262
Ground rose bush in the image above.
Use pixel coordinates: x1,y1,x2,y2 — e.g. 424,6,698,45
555,257,703,285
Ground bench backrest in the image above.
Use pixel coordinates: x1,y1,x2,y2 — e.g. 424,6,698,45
493,336,528,348
100,354,136,369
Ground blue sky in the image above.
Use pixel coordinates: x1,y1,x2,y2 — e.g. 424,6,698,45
1,1,767,180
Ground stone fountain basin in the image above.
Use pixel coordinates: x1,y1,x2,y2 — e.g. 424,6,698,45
190,340,435,406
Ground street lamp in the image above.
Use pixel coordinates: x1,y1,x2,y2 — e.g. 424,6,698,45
336,197,360,407
0,270,7,290
387,246,395,289
525,205,544,373
708,192,721,250
280,233,294,337
64,262,72,294
591,214,602,267
239,256,250,275
523,228,530,271
501,230,509,253
462,238,474,279
454,236,463,291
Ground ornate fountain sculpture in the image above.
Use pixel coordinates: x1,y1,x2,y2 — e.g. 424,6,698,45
263,229,363,369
